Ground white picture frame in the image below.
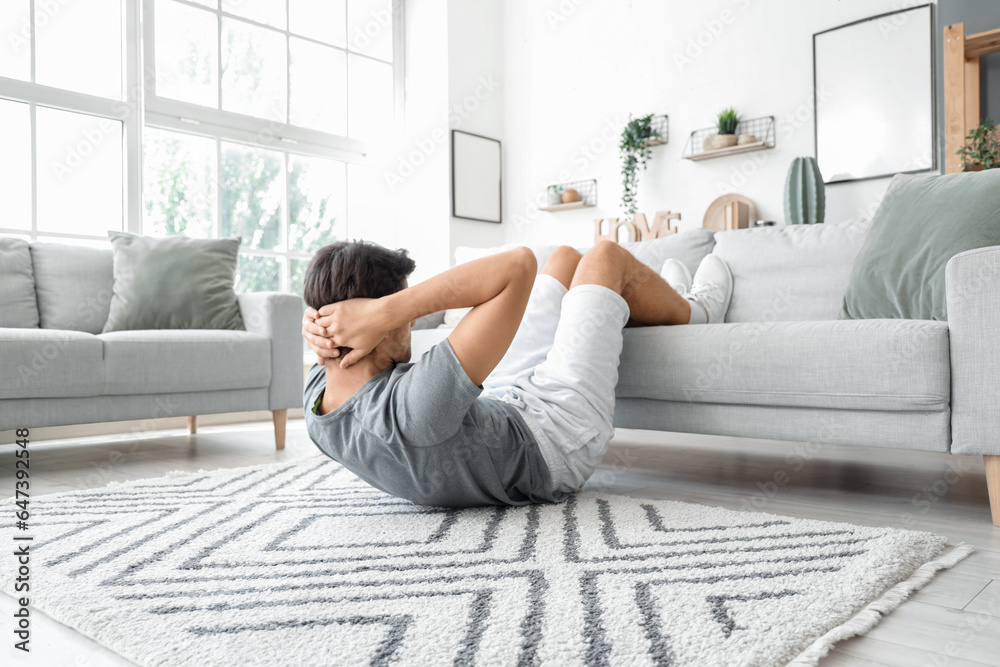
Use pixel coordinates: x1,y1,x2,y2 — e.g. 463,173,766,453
813,4,936,183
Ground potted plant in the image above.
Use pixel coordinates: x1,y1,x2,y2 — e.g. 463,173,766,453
619,114,659,216
709,107,740,150
958,118,1000,171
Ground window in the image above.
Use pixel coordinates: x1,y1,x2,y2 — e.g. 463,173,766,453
0,0,139,242
0,0,403,294
143,0,402,292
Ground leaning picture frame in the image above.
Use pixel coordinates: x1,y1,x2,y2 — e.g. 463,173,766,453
451,130,502,223
813,4,936,184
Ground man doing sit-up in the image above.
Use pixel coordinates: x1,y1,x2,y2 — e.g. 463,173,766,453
300,240,732,507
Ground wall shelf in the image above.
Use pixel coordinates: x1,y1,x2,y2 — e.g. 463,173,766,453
682,115,775,161
539,201,595,212
643,114,669,146
540,178,597,212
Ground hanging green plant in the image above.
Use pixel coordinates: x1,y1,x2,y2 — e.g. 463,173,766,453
958,118,1000,171
619,114,657,216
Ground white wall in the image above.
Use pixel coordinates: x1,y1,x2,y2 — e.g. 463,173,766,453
391,0,506,281
500,0,934,248
447,0,507,258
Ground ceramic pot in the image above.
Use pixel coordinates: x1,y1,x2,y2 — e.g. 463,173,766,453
561,188,581,203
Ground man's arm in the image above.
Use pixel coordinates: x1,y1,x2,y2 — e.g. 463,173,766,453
307,247,537,385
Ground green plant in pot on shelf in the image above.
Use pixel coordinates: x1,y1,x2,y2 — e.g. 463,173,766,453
704,107,740,151
619,114,658,216
958,118,1000,171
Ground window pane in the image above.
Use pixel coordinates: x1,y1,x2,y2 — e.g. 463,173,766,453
0,100,32,230
348,0,393,62
35,0,123,99
348,55,393,142
221,142,282,250
290,258,309,296
222,18,287,122
0,0,31,81
290,0,346,47
289,39,346,135
222,0,286,30
236,254,280,292
155,0,219,108
289,155,345,252
143,128,217,238
36,107,123,236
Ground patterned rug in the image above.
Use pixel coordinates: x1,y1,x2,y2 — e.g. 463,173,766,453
1,457,971,666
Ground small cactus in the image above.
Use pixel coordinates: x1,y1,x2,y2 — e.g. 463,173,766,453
784,157,825,225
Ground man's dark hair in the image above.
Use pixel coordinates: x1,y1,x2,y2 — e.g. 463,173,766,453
303,240,416,311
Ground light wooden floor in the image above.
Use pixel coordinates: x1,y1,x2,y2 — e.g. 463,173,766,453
2,420,998,666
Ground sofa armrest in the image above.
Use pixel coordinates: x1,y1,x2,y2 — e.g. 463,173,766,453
946,245,1000,455
238,292,304,411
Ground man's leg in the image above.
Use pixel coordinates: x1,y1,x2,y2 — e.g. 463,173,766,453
496,242,638,494
572,240,691,326
483,246,582,391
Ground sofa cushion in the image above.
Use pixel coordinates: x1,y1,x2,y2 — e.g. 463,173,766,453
712,217,871,323
104,232,245,333
31,243,114,334
623,227,716,275
842,170,1000,321
616,318,950,412
99,329,271,395
0,328,104,399
0,238,39,328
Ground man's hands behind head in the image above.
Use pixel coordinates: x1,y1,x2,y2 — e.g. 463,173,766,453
301,298,389,369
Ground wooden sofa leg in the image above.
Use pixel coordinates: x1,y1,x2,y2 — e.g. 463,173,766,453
273,410,287,450
187,416,197,435
986,456,1000,528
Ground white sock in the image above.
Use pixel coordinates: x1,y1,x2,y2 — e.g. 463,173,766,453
685,297,708,325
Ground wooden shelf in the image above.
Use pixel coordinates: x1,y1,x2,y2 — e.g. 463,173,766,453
539,201,596,212
682,116,776,161
682,140,772,161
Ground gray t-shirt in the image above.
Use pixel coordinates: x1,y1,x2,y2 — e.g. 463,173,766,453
303,339,562,507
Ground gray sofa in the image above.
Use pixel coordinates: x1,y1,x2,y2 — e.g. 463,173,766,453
412,219,1000,526
0,239,303,448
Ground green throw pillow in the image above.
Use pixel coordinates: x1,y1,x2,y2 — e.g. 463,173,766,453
103,232,245,333
840,170,1000,321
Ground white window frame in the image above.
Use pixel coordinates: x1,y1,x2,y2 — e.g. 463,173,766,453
0,0,405,280
140,0,405,292
0,0,143,241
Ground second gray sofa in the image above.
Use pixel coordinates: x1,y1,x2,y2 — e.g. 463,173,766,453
0,239,303,448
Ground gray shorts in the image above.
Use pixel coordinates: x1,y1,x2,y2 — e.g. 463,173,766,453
481,275,630,494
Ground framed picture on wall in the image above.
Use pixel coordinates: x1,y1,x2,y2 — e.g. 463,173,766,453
813,4,936,183
451,130,502,223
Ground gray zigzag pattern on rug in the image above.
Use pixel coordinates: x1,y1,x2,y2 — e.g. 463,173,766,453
4,458,961,667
